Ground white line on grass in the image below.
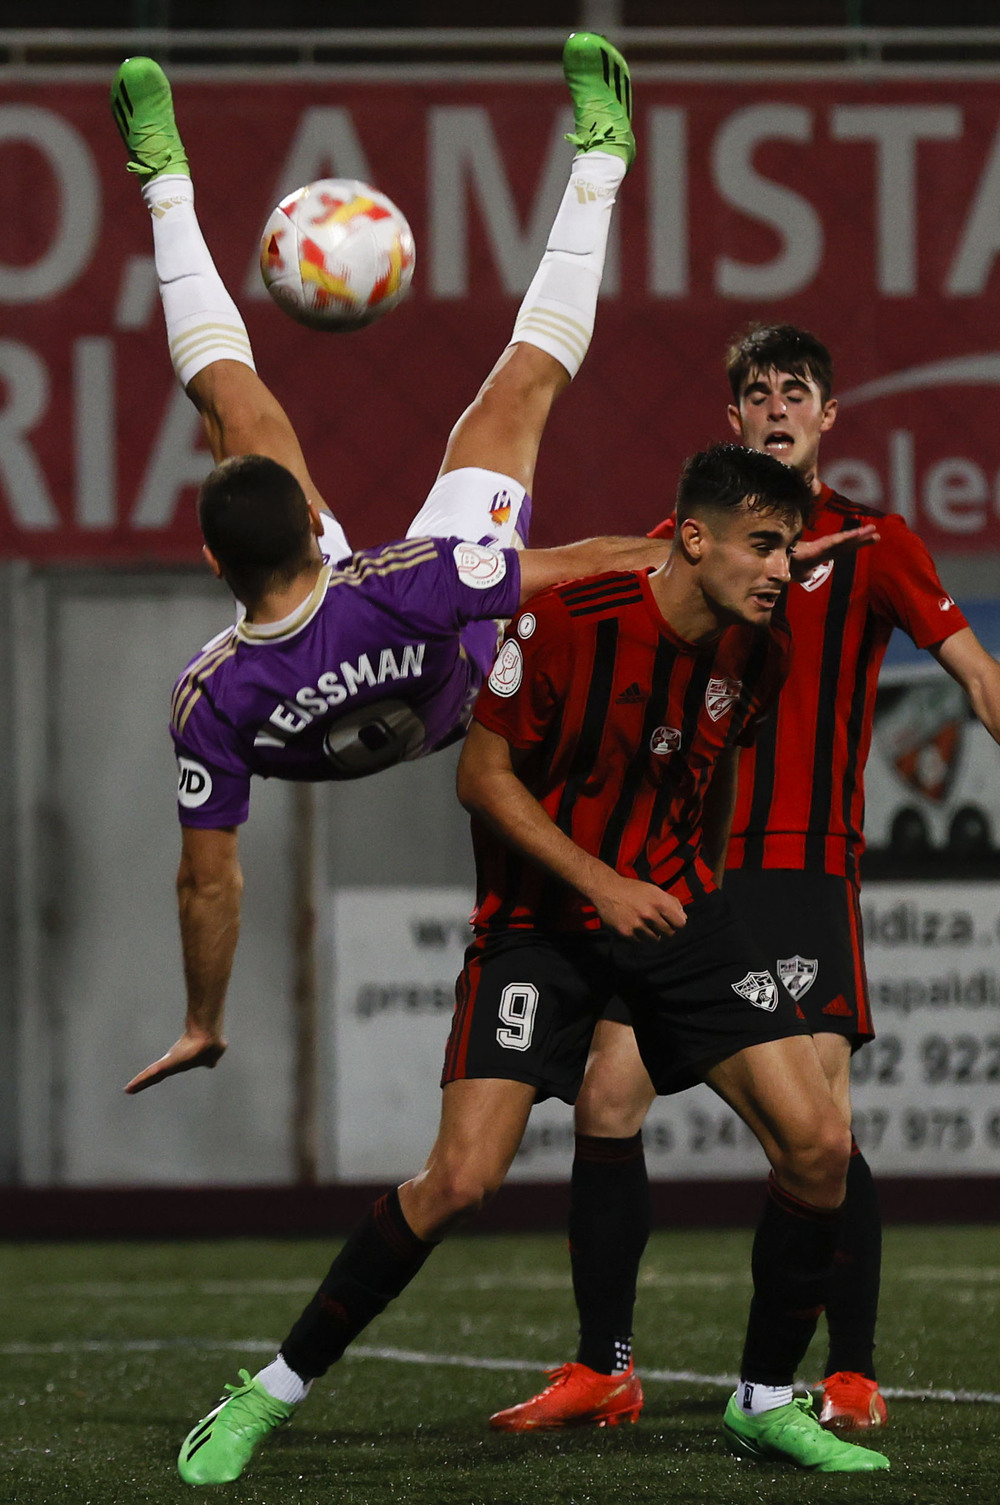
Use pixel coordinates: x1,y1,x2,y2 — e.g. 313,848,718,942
3,1337,999,1406
19,1266,1000,1299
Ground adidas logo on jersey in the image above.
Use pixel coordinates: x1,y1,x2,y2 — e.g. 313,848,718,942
616,682,646,704
822,994,854,1017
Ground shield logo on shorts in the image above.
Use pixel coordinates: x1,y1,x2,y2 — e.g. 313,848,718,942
705,676,742,722
778,955,819,1002
731,971,778,1012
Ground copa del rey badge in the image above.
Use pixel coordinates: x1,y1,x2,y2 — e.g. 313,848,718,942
705,676,742,722
731,971,779,1012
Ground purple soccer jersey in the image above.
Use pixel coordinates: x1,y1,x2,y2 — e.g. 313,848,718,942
171,536,521,827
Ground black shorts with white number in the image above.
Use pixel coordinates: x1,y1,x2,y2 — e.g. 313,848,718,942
441,890,809,1102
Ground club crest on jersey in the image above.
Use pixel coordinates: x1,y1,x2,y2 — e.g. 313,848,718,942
732,971,778,1012
705,676,742,722
778,955,819,1001
650,725,682,756
454,542,507,589
517,612,536,639
488,638,523,697
799,559,834,593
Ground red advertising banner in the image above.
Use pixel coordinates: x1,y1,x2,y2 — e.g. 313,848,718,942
4,70,1000,562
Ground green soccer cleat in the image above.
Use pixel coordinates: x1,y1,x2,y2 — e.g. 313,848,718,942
110,56,189,183
723,1393,890,1473
177,1369,294,1485
562,31,635,171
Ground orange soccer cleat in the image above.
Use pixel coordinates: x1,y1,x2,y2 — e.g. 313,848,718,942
489,1361,643,1432
815,1371,889,1432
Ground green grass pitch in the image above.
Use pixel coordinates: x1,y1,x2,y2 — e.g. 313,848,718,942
3,1225,998,1504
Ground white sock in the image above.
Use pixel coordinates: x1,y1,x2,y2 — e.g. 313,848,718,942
255,1355,312,1406
511,150,626,380
141,174,255,387
737,1380,795,1416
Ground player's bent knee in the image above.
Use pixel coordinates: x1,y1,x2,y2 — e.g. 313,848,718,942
773,1119,851,1202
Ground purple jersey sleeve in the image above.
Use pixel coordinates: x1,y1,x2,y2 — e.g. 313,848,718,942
367,537,521,628
171,704,252,828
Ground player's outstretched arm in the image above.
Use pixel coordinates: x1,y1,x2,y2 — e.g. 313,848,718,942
457,721,685,942
789,523,879,582
933,627,1000,745
125,825,242,1094
516,536,671,606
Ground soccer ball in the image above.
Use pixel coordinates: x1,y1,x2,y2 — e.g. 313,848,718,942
260,178,416,332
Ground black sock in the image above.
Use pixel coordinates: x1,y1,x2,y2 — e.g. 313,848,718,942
280,1188,436,1380
739,1174,842,1385
824,1142,881,1380
570,1131,649,1375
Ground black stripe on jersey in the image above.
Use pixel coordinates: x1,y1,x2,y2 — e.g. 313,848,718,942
560,572,636,605
598,638,679,870
731,629,771,748
632,650,715,884
560,576,645,618
805,549,859,870
554,617,620,836
839,610,879,885
740,599,787,868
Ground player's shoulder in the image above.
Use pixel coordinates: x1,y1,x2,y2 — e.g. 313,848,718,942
820,489,888,527
548,569,647,618
171,624,240,736
329,534,444,587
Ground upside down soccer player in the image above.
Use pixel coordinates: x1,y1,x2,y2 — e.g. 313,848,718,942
111,36,674,1098
170,440,887,1483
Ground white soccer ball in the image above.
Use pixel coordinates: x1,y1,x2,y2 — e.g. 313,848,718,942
260,178,416,332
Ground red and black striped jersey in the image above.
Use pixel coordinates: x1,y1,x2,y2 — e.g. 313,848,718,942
470,568,791,933
726,486,968,881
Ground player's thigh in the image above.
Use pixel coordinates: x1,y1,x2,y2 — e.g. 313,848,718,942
814,1030,853,1127
436,342,568,491
705,1034,850,1173
575,1015,655,1138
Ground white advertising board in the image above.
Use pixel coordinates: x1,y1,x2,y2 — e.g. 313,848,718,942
329,883,1000,1184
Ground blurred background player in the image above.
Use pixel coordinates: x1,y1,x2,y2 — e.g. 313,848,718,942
110,39,673,1097
490,322,1000,1437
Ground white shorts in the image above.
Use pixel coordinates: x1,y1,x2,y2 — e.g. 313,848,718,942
319,466,531,566
406,467,531,549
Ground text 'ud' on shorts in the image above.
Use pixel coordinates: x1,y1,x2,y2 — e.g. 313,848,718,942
722,868,874,1045
442,890,810,1103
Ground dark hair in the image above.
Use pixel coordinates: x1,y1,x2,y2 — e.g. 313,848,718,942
725,322,834,404
676,442,813,529
198,454,315,607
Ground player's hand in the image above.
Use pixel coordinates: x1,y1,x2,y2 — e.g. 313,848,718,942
790,523,879,583
590,874,687,942
124,1029,226,1095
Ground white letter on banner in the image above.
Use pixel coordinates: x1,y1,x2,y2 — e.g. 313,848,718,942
649,107,688,297
0,340,57,527
832,106,961,296
243,108,373,299
74,338,116,529
429,106,619,298
713,106,822,299
0,106,99,302
948,117,1000,295
131,388,211,528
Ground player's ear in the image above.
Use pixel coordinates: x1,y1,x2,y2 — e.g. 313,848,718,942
726,403,744,440
678,515,708,561
306,501,324,538
202,544,224,579
820,396,838,433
